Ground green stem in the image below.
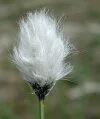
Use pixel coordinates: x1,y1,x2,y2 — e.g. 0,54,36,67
39,99,44,119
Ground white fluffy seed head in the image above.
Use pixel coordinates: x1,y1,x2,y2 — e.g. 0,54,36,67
13,10,73,87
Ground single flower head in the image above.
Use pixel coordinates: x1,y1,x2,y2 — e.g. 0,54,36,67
13,10,73,100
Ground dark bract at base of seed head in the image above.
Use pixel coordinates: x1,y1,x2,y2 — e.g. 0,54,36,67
29,82,54,100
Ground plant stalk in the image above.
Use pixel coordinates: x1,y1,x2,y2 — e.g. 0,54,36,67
39,99,44,119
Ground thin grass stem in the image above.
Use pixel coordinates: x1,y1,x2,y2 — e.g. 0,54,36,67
39,99,44,119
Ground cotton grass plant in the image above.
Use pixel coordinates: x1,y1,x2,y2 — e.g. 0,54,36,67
12,9,73,119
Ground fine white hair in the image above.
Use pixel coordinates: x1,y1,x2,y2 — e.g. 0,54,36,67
13,10,73,87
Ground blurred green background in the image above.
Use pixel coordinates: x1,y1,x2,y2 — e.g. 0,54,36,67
0,0,100,119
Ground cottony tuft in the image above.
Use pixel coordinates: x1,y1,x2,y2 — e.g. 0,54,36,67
13,10,73,100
